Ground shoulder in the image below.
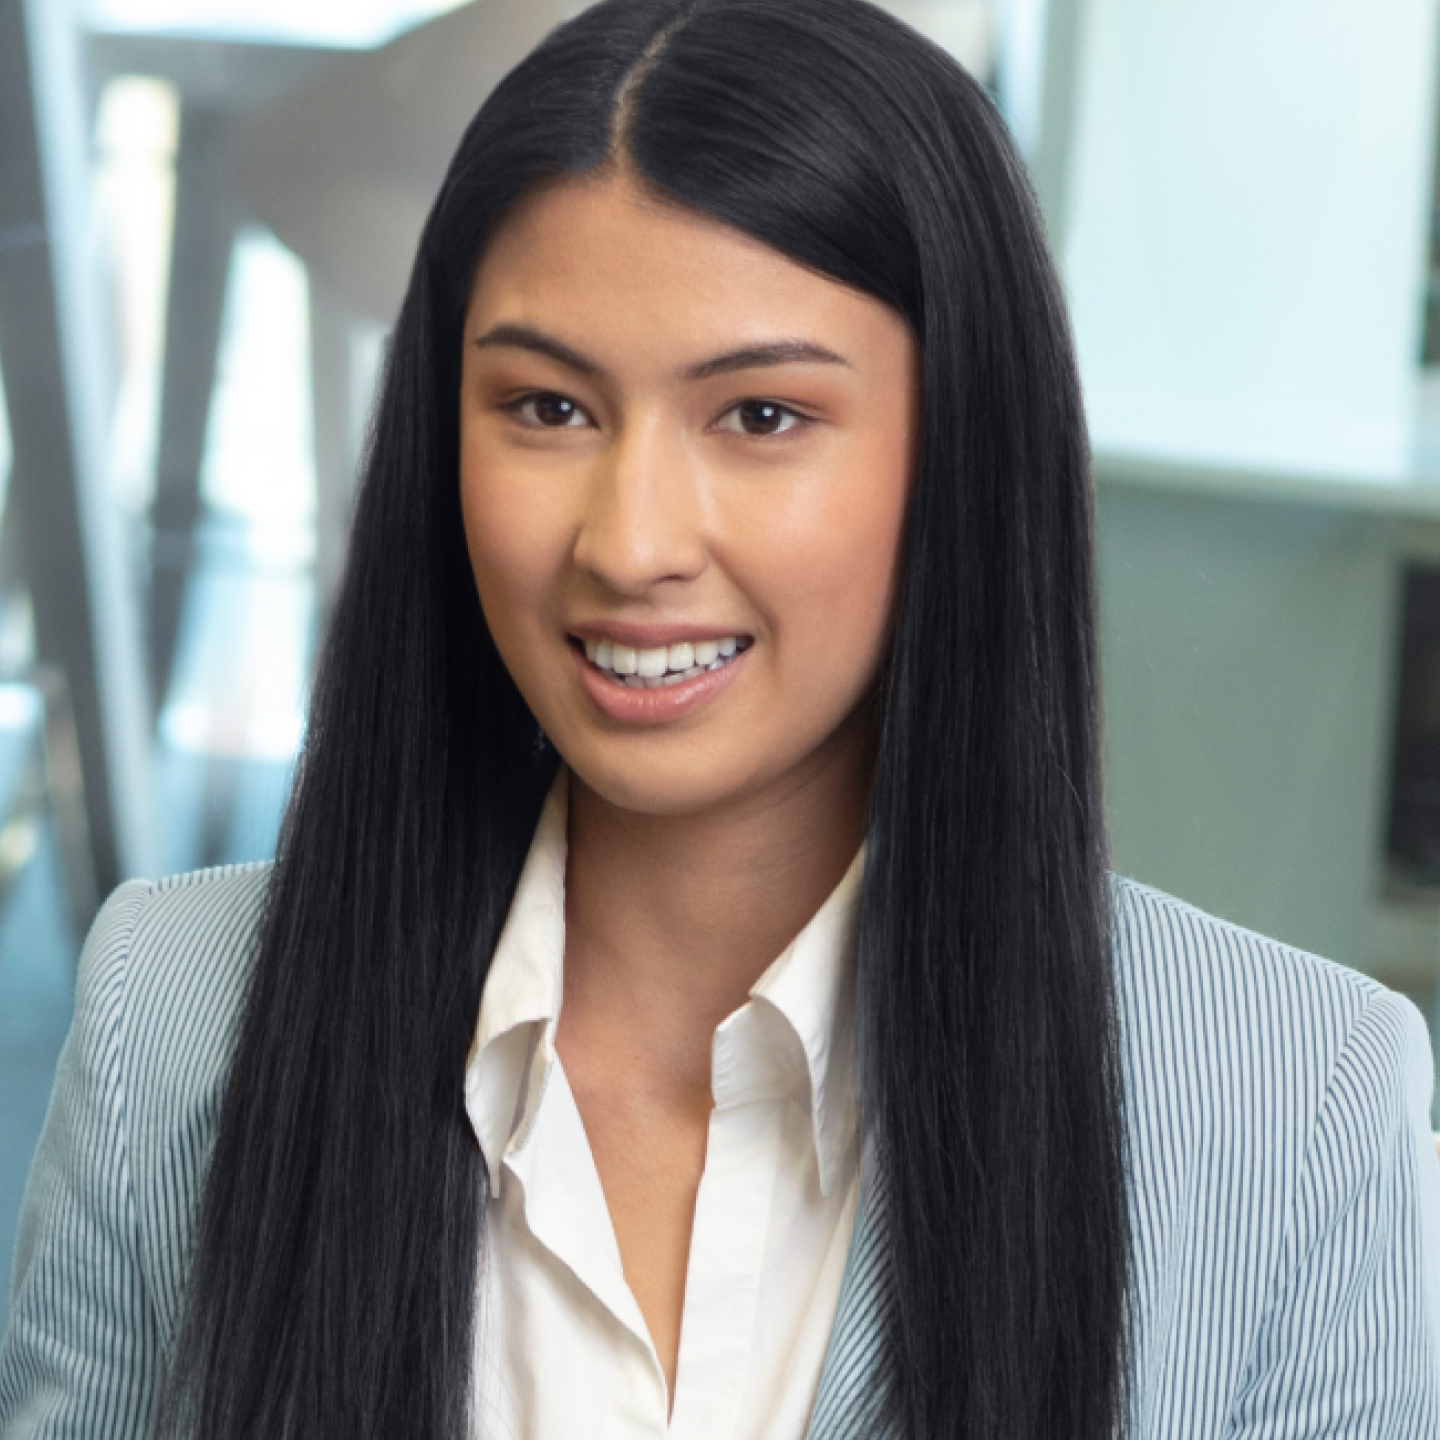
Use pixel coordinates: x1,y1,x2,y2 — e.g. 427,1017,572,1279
88,862,272,1328
110,862,273,1087
1110,873,1420,1101
1110,876,1433,1300
1110,873,1430,1158
1109,877,1440,1430
66,863,272,1129
0,864,274,1422
97,860,272,1140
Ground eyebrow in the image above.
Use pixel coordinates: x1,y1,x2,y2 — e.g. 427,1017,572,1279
684,339,851,380
470,323,852,381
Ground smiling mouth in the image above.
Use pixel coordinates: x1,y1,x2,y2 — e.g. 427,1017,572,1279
570,635,754,689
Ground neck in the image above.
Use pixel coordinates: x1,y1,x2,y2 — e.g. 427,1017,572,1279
559,711,874,1098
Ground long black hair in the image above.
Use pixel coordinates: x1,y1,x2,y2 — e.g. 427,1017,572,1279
158,2,1128,1436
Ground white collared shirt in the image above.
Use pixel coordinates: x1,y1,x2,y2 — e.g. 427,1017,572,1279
463,764,863,1439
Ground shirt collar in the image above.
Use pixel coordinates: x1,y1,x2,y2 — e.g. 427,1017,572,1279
463,762,864,1197
745,844,863,1194
463,765,569,1191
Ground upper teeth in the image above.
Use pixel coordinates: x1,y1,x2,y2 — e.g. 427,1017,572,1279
583,635,742,676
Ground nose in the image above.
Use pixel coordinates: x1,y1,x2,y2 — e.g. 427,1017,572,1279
571,414,707,596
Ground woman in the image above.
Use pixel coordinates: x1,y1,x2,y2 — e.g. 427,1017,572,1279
2,0,1437,1436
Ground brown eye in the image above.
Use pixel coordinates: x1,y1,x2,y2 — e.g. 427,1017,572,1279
719,400,802,436
515,392,589,428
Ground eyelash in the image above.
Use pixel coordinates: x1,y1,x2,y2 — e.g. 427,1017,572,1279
501,391,811,437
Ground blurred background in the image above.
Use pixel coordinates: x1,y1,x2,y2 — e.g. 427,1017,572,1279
2,0,1439,1323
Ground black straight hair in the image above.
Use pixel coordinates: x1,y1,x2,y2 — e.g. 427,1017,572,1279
158,2,1128,1436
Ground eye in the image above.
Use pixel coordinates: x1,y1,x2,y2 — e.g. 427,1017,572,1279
507,392,591,428
717,400,805,437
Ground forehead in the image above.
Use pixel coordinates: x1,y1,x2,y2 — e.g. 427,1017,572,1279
464,168,911,365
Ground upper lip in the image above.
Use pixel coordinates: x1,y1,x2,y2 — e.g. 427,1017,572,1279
569,621,752,648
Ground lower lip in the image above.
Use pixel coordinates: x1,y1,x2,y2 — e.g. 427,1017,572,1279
571,641,748,725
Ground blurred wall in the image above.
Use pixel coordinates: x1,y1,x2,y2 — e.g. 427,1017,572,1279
1065,0,1440,476
1099,483,1401,968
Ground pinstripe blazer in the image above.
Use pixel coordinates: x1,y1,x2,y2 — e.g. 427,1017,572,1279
2,862,1439,1437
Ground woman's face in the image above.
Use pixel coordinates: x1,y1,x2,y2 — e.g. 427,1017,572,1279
459,168,919,819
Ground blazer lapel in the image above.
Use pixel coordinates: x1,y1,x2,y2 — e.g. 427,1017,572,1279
806,1174,897,1440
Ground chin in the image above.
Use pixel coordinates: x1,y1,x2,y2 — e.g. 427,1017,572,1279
557,737,770,819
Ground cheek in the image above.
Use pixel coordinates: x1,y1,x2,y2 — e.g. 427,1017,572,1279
458,460,561,650
743,441,910,696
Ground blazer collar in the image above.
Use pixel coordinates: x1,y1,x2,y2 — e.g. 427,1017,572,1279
806,1157,897,1440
